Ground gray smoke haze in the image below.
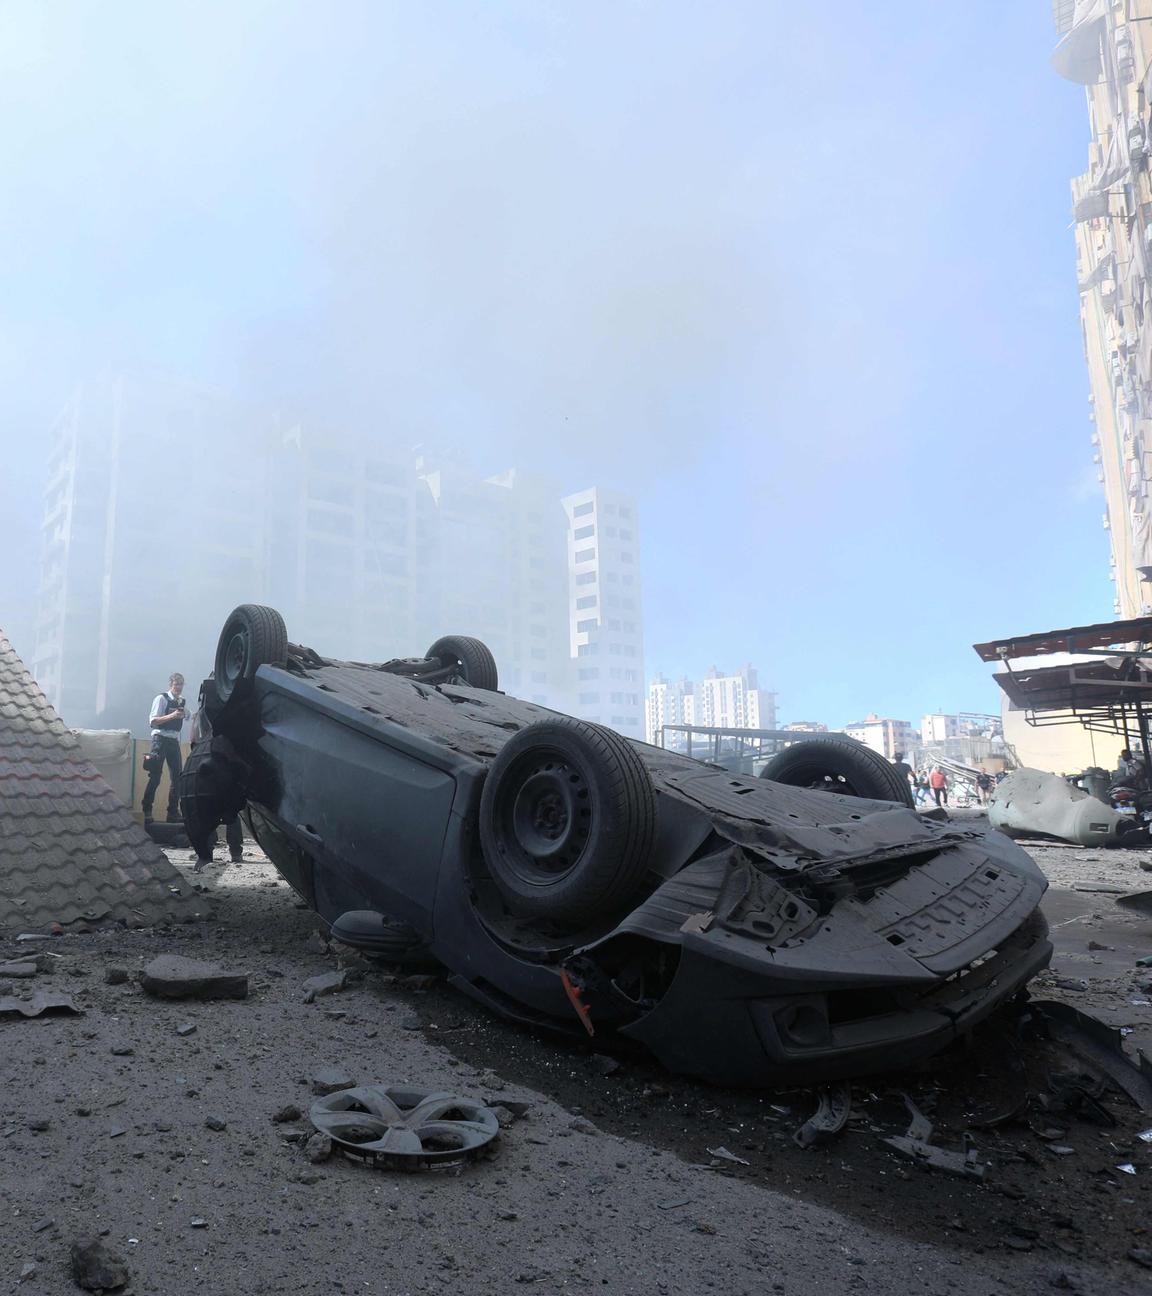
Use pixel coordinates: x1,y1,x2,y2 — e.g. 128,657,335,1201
0,2,1101,729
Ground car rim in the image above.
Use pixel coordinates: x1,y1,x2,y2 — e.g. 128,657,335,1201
497,752,592,884
223,627,248,687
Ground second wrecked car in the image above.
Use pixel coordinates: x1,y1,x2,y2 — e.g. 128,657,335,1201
183,604,1052,1087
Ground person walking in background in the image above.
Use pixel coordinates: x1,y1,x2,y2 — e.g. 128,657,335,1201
142,672,187,825
929,766,948,808
975,770,993,805
892,751,915,802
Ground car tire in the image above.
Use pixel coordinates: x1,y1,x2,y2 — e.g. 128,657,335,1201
759,736,915,807
479,717,655,927
329,910,439,969
215,604,288,704
426,635,498,691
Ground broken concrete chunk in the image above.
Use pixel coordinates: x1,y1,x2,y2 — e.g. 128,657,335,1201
305,1133,333,1163
0,961,38,978
302,969,349,1003
70,1237,129,1292
104,967,130,985
311,1067,355,1096
140,954,248,1001
271,1104,302,1123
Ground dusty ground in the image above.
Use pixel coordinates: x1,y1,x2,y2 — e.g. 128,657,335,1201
2,827,1152,1296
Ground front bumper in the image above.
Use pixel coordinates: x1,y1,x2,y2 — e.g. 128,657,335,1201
620,908,1051,1087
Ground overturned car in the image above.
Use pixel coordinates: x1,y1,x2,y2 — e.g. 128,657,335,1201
183,605,1052,1086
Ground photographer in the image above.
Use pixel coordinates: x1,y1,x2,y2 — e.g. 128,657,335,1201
142,672,187,825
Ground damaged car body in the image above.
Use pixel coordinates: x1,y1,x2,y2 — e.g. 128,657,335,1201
184,605,1052,1087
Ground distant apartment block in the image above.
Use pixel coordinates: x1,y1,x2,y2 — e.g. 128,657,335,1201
843,714,915,760
562,487,646,739
645,665,776,747
920,712,1002,745
33,376,643,736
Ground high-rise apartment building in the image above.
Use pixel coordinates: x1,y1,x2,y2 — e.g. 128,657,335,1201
1053,0,1152,615
33,377,643,736
644,665,776,746
562,487,646,738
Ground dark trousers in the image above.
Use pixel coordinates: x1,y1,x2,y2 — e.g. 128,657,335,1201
221,816,243,859
143,740,182,819
933,787,948,807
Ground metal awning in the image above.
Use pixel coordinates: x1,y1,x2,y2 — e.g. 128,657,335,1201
992,658,1152,712
973,615,1152,663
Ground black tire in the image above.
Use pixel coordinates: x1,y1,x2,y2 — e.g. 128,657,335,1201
215,604,288,704
179,736,249,857
479,717,655,926
329,911,440,970
426,635,498,691
759,736,915,808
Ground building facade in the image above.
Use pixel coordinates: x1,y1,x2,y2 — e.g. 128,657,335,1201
562,487,646,738
33,377,644,735
1053,0,1152,615
843,714,916,760
644,665,777,746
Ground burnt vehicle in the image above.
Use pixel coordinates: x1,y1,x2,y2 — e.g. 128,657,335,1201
183,605,1052,1086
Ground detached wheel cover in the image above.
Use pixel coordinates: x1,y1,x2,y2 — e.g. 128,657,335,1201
479,718,655,926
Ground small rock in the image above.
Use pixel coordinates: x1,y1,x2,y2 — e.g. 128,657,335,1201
311,1067,355,1096
496,1211,518,1222
70,1237,129,1292
19,1262,36,1281
401,1017,423,1031
27,1118,50,1132
302,969,349,1003
1054,978,1088,993
1004,1237,1033,1252
140,954,248,1001
205,1116,227,1132
1048,1145,1076,1156
305,1133,333,1164
1087,941,1114,952
175,1023,197,1037
1048,1270,1082,1291
497,1100,532,1119
32,1218,53,1233
490,1106,516,1129
295,1170,323,1185
1130,1248,1152,1270
190,1218,208,1229
590,1054,621,1076
0,960,39,978
272,1105,302,1123
569,1119,596,1135
110,1045,134,1057
104,967,129,985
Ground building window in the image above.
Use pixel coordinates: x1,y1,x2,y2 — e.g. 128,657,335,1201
619,506,632,519
620,529,633,541
579,692,600,705
574,525,595,540
578,668,599,680
575,548,596,563
530,624,546,637
575,571,596,586
573,502,594,518
575,595,597,609
577,618,598,632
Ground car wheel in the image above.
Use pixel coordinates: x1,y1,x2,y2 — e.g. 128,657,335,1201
479,717,655,927
426,635,498,691
329,911,440,970
215,604,288,703
758,736,915,807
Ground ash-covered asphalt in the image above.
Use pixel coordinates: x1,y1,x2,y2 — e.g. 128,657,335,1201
1,837,1151,1296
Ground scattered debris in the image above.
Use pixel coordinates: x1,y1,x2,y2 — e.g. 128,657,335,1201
705,1145,750,1166
1129,1248,1152,1270
305,1133,333,1163
205,1116,227,1132
18,1262,36,1282
272,1105,302,1124
104,966,130,985
302,968,352,1003
175,1023,197,1037
309,1085,500,1169
1116,1162,1137,1174
0,960,39,979
140,954,248,1001
311,1067,356,1096
1032,1000,1152,1113
883,1132,986,1181
69,1237,129,1292
793,1083,852,1149
590,1054,621,1077
0,991,80,1020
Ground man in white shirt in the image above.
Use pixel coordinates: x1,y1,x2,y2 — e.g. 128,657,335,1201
142,672,187,825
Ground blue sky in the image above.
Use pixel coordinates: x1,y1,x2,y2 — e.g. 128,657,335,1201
0,2,1104,727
